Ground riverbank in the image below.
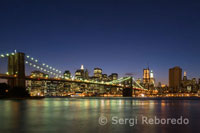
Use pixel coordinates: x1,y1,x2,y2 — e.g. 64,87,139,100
0,96,45,100
68,96,200,100
1,96,200,100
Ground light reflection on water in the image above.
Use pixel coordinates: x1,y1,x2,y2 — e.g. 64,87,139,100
0,98,200,133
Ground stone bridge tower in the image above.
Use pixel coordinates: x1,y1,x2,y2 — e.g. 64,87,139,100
8,52,25,88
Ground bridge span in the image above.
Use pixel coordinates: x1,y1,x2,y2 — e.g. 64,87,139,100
0,51,147,96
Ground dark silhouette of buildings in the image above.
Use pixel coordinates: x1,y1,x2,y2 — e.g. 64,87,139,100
169,66,182,92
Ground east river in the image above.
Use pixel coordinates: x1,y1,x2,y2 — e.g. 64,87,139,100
0,98,200,133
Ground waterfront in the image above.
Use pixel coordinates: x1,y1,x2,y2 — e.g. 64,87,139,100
0,98,200,133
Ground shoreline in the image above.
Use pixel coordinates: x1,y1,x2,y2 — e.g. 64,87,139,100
1,96,200,100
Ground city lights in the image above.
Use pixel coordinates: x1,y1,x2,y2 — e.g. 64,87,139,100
0,51,200,99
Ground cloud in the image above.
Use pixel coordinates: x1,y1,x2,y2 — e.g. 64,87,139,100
124,72,138,77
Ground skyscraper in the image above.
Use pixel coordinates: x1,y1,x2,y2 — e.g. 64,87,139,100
108,73,118,81
169,66,182,91
183,71,187,81
150,70,155,86
143,68,150,84
75,65,88,79
63,70,71,79
94,68,102,79
81,65,84,70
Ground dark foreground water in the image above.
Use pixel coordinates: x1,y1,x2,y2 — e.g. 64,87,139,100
0,98,200,133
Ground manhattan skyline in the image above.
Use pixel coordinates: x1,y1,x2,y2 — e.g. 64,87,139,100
0,0,200,84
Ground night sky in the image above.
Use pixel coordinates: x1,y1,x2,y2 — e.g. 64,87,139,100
0,0,200,84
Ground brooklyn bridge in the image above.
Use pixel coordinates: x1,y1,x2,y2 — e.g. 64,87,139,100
0,51,147,97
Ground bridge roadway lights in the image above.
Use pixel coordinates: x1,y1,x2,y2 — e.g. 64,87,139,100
8,52,25,89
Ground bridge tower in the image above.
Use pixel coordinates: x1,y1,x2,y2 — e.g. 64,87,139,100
8,52,25,88
122,77,133,97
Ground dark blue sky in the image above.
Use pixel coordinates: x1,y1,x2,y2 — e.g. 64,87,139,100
0,0,200,84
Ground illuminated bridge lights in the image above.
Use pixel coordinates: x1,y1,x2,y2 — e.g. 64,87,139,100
0,52,145,90
25,55,63,77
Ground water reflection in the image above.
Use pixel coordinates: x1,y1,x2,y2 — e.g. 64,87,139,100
0,98,200,133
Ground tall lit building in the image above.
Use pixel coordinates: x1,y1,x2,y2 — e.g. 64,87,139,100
75,65,89,80
169,66,182,90
63,70,71,79
150,70,155,86
183,71,187,81
143,68,150,84
81,64,84,70
109,73,118,81
84,69,89,79
94,68,102,79
102,74,108,81
75,70,84,79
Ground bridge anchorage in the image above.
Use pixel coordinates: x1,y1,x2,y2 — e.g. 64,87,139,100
0,51,147,97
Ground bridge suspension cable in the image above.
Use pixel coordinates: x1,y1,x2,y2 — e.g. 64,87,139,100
108,76,147,91
0,52,16,58
25,55,63,78
132,77,147,90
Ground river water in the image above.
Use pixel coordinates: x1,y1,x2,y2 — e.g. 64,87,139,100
0,98,199,133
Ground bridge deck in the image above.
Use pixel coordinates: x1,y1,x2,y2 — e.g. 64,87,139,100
0,74,144,90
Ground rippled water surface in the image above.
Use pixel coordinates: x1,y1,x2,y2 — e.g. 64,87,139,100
0,98,200,133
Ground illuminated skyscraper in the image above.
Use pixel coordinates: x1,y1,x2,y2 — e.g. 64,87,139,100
150,70,155,86
109,73,118,81
75,65,88,79
63,70,71,79
143,68,150,84
75,69,84,79
81,65,84,70
94,68,102,79
183,71,187,81
102,74,108,81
